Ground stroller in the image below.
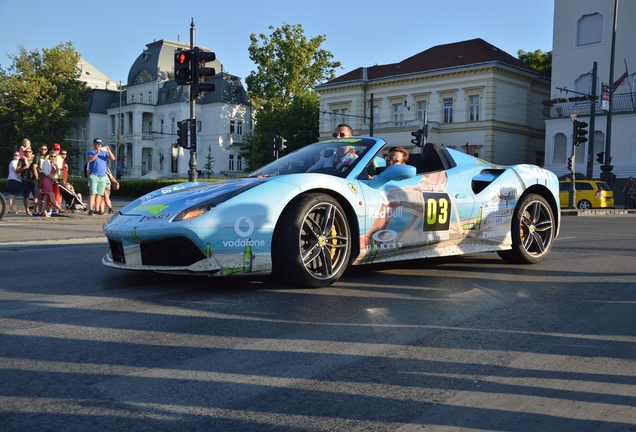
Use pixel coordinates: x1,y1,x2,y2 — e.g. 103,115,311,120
58,182,87,212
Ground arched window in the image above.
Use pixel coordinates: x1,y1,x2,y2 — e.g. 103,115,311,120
133,70,153,85
577,13,603,46
553,133,567,164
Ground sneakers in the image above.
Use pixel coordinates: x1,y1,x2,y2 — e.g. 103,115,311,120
107,207,113,214
96,211,104,215
88,210,94,216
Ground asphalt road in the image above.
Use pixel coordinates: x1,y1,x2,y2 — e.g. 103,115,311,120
0,214,635,431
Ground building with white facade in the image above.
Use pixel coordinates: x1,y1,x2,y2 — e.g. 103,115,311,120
316,38,549,166
545,0,636,183
67,39,251,179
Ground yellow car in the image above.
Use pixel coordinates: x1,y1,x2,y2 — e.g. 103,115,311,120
559,179,614,209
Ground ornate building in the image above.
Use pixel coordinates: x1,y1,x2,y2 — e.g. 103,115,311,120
316,38,550,166
67,39,252,179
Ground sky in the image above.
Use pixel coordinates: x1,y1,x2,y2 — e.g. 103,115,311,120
0,0,554,85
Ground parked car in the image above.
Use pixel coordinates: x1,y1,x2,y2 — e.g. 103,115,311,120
559,179,614,209
103,137,561,288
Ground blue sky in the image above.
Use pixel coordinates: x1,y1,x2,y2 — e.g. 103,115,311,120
0,0,554,84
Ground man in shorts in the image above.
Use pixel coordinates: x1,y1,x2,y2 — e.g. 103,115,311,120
86,138,115,215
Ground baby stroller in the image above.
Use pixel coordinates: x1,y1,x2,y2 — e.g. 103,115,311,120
58,182,87,212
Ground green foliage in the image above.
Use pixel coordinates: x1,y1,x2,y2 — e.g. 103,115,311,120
0,42,90,151
243,23,340,170
203,144,215,178
518,49,552,78
241,92,320,170
246,23,341,112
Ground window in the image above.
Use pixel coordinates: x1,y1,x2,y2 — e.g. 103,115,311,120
171,118,175,135
577,13,603,46
237,155,243,171
332,109,340,130
160,119,164,134
229,154,235,171
237,120,243,135
340,109,348,126
417,101,427,121
230,120,235,133
443,98,453,123
553,133,566,164
392,103,403,122
331,108,349,130
469,95,480,121
372,106,379,123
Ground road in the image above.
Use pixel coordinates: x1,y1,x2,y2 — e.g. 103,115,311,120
0,214,635,431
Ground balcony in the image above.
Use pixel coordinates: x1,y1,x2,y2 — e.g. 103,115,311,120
543,92,636,118
361,119,424,132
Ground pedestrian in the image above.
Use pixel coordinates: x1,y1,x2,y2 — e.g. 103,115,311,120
49,143,64,208
6,151,22,214
31,144,49,216
19,138,31,158
59,147,69,185
100,167,120,214
86,138,115,215
39,147,67,217
16,145,35,215
623,176,634,209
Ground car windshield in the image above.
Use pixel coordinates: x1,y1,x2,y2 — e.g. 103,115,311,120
248,138,377,178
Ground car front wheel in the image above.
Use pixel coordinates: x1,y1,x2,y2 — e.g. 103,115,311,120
274,193,351,288
498,193,555,264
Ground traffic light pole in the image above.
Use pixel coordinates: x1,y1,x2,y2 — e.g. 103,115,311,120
188,19,198,182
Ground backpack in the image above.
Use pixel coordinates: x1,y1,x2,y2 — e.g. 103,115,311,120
19,159,35,181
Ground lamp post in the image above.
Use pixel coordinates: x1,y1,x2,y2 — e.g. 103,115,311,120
117,80,123,179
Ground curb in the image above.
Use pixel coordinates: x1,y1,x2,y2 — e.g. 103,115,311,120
561,208,636,216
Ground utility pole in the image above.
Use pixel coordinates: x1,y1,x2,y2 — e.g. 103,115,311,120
585,62,597,179
188,19,198,182
602,0,618,186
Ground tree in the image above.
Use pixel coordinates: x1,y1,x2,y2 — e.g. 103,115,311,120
242,24,341,170
0,42,90,155
518,49,552,78
203,144,215,178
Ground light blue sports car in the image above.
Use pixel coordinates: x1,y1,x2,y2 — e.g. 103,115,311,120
103,137,560,287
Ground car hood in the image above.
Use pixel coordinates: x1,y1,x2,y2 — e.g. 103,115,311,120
119,179,267,216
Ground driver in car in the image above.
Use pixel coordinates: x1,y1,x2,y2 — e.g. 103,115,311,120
307,124,355,172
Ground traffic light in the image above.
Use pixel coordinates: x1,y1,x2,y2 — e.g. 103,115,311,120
275,136,287,152
411,129,423,146
596,151,605,164
174,49,192,85
267,138,276,159
192,47,216,99
177,119,189,149
573,120,588,146
567,156,574,172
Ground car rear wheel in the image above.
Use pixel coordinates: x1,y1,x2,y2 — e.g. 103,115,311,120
577,199,592,209
273,193,351,288
498,193,555,264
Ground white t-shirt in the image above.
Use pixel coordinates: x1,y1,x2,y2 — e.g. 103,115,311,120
8,160,21,182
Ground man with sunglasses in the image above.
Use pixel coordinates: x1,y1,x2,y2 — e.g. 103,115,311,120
307,124,355,172
30,144,49,216
86,138,115,215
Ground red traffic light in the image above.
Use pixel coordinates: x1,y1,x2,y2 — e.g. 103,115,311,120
174,49,192,85
175,50,190,65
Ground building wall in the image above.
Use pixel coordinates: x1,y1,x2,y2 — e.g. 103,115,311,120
318,64,549,166
546,0,636,179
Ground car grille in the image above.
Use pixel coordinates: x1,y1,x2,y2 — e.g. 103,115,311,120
108,237,206,267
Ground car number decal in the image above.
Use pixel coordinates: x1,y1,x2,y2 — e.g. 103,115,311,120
422,192,451,232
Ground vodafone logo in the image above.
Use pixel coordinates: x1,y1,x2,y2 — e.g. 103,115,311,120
234,217,255,237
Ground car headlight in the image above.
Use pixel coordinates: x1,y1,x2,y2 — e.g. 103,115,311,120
172,182,264,222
